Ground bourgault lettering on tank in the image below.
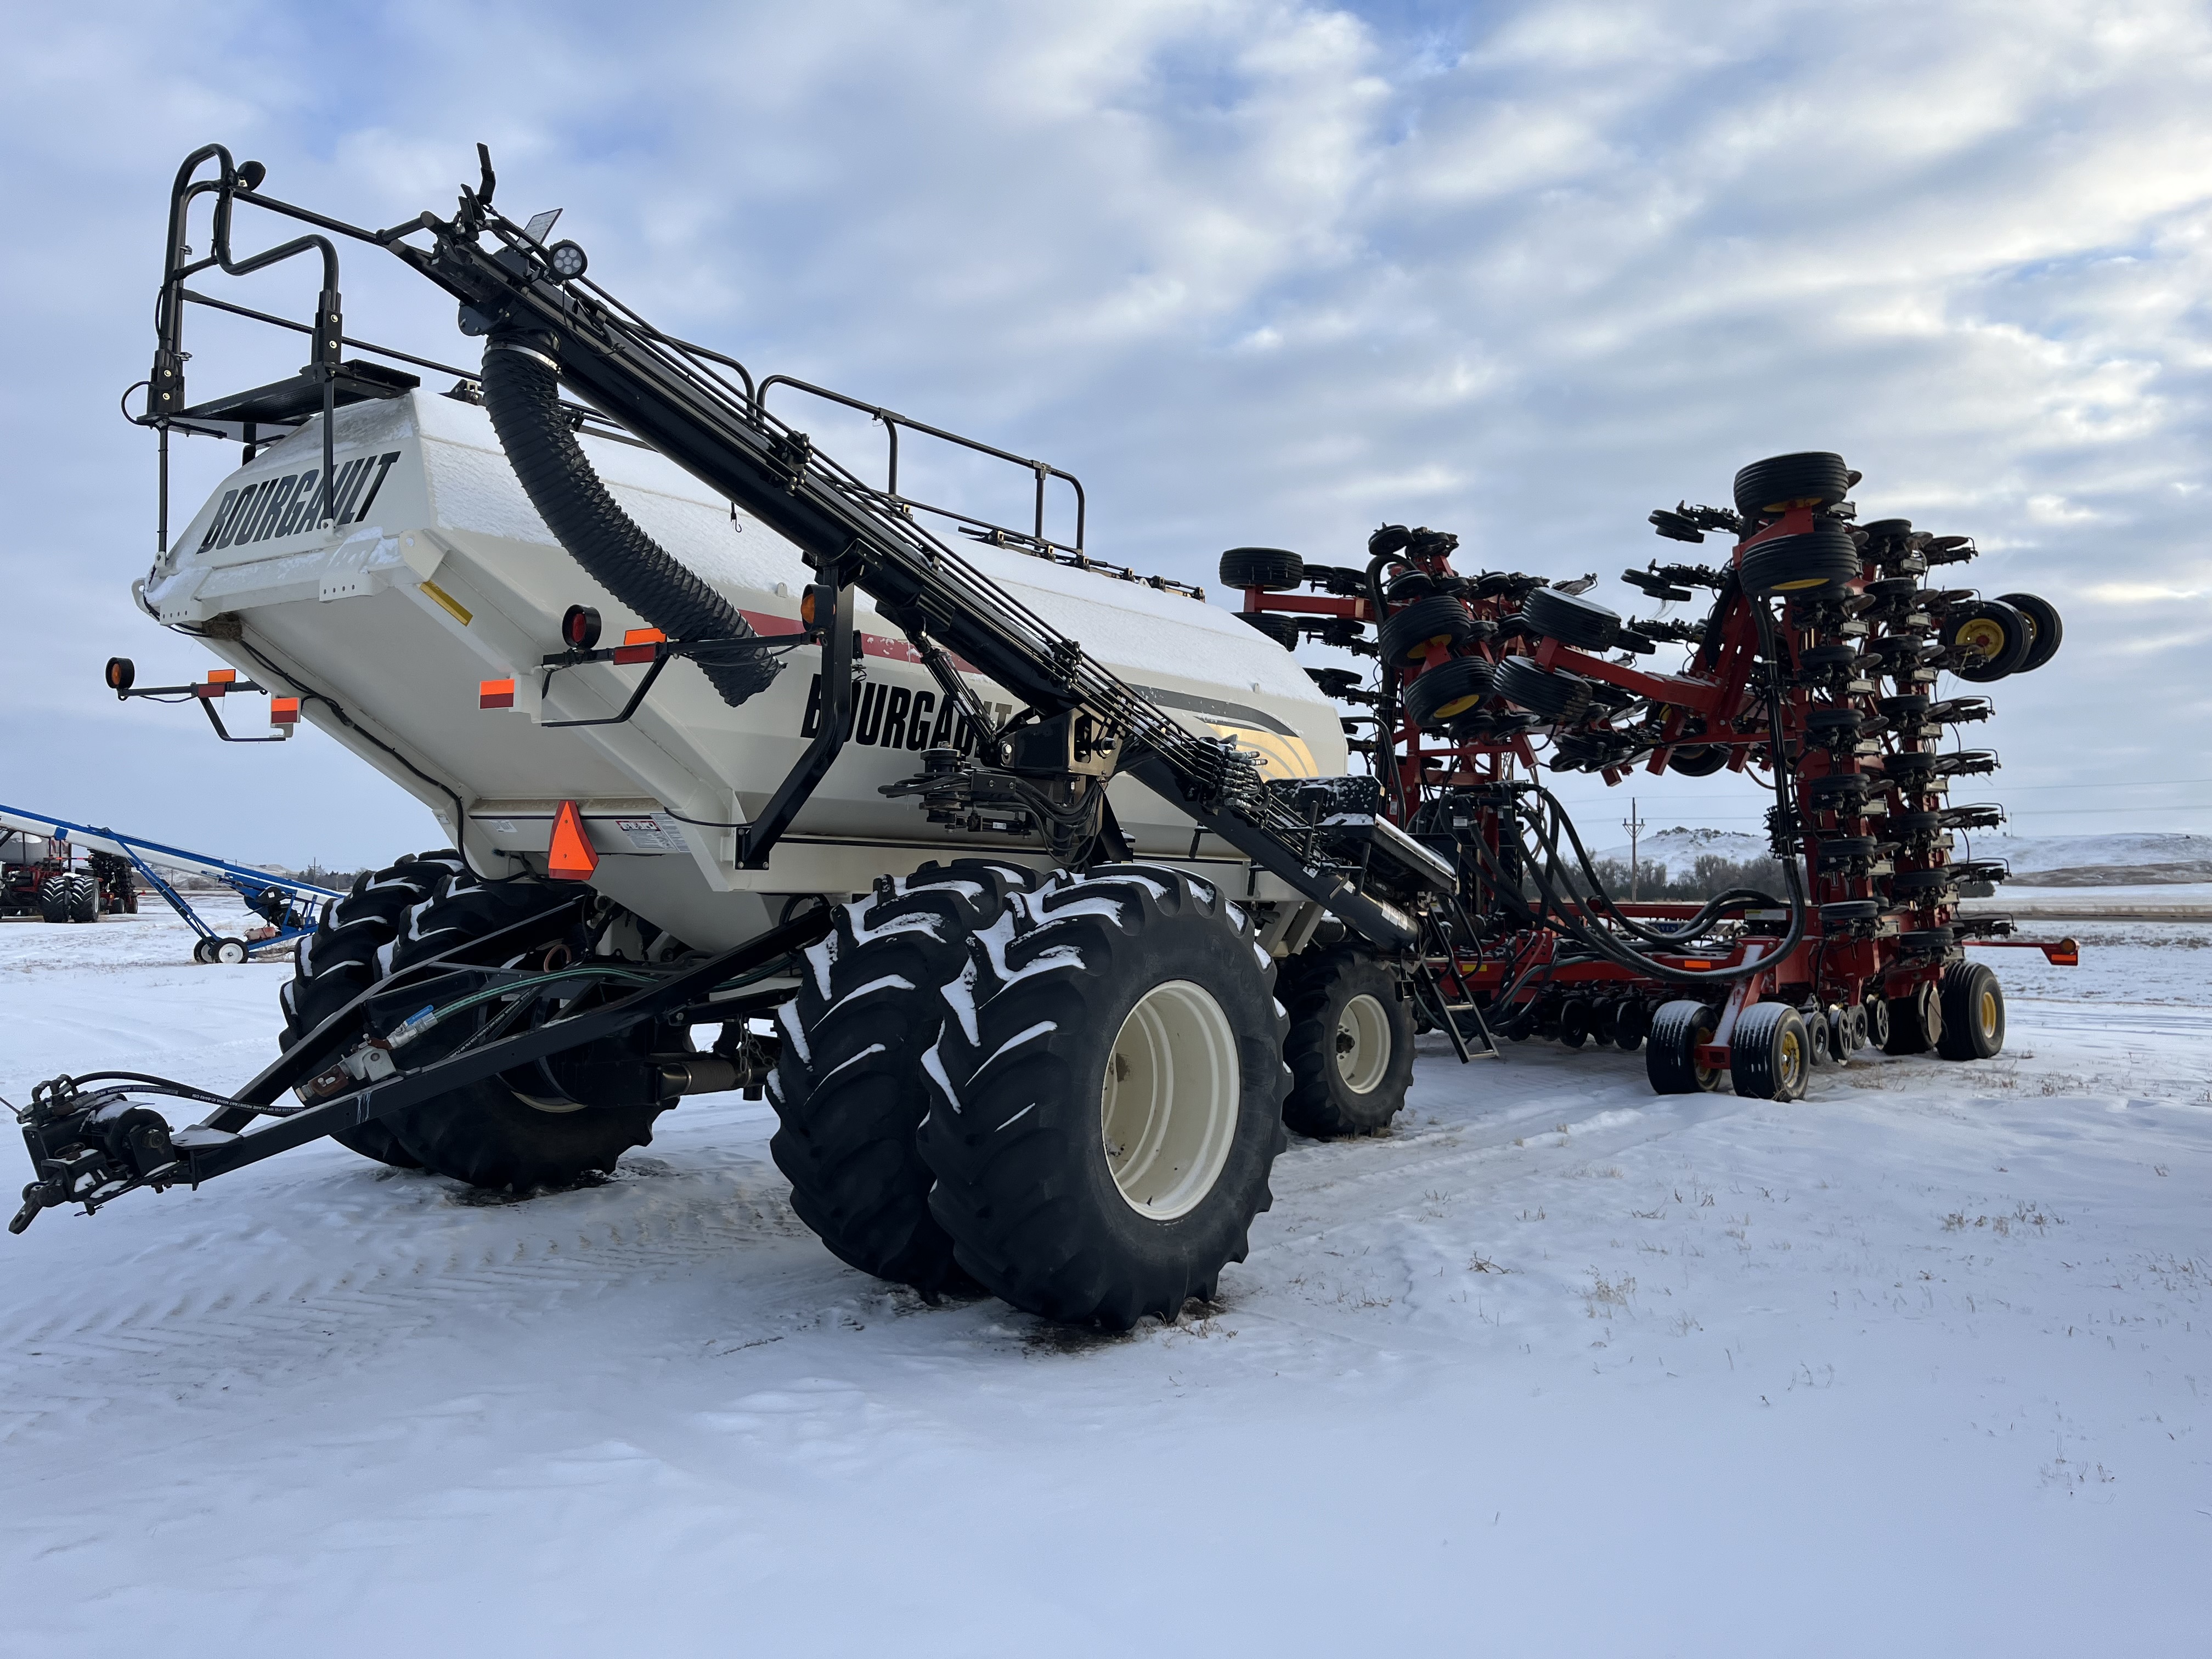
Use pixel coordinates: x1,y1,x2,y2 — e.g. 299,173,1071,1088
140,388,1346,946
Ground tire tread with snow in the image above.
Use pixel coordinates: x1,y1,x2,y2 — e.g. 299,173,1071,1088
769,860,1045,1296
280,849,469,1169
917,865,1289,1329
378,868,631,1191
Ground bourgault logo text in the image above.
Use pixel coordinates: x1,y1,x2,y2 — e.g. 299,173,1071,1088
197,450,403,551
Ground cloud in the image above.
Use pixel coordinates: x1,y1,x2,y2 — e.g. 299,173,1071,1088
2,0,2209,866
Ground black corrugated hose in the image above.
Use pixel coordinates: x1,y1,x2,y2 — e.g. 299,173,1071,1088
478,333,778,709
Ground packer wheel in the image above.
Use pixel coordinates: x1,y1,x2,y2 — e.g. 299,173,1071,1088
1993,591,2062,672
1882,980,1943,1055
1935,960,2005,1060
1219,548,1305,591
1402,656,1494,730
1378,595,1476,664
1234,611,1301,650
1493,654,1593,723
1740,527,1863,596
1520,587,1622,651
1646,1000,1722,1094
1733,452,1852,518
1730,1003,1810,1101
1943,601,2033,682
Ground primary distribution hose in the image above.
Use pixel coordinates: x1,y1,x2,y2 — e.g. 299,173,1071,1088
478,332,778,710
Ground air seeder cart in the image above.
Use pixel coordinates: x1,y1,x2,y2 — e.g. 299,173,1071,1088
9,146,2070,1329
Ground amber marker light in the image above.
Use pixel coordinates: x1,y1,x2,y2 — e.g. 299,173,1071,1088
613,627,665,665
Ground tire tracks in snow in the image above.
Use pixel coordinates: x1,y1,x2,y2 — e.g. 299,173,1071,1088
0,1149,851,1443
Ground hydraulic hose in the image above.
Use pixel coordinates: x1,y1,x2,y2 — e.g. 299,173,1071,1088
478,334,777,710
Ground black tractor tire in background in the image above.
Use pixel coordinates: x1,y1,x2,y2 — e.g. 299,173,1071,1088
1402,656,1494,730
1378,595,1477,664
37,875,69,924
918,866,1289,1329
65,874,99,923
1646,1000,1722,1094
1994,591,2063,672
378,868,639,1191
1278,946,1414,1138
1520,588,1622,652
769,860,1045,1297
1492,655,1594,724
1234,611,1302,650
1936,961,2006,1060
281,850,470,1169
1733,452,1852,519
1739,527,1864,597
1882,980,1944,1055
1218,548,1305,591
1730,1002,1810,1101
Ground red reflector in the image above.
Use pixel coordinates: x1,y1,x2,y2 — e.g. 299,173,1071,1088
548,799,599,881
269,697,300,726
613,627,666,665
1681,959,1714,970
479,678,516,710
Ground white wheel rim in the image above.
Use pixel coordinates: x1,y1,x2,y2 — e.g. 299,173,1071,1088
1101,979,1240,1221
1334,994,1392,1095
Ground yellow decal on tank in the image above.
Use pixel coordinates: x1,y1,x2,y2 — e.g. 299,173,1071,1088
1205,723,1318,780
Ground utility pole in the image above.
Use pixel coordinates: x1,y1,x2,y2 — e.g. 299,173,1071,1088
1622,797,1646,901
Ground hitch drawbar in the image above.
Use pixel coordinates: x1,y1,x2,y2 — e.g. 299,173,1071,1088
12,1077,193,1232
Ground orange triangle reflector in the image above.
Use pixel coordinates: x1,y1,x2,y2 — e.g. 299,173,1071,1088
548,799,600,882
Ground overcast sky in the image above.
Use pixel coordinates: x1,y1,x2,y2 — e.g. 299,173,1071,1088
4,1,2207,870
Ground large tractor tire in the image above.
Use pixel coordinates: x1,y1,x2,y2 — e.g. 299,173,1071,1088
37,875,69,924
918,866,1289,1329
281,850,469,1169
65,874,99,923
1278,946,1415,1137
377,868,641,1192
769,860,1045,1297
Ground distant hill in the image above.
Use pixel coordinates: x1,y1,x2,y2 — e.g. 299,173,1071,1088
1591,827,2210,887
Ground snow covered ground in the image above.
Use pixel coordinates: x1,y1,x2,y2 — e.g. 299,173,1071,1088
3,903,2207,1656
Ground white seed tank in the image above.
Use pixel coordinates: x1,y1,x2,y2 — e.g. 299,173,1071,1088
140,392,1346,947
